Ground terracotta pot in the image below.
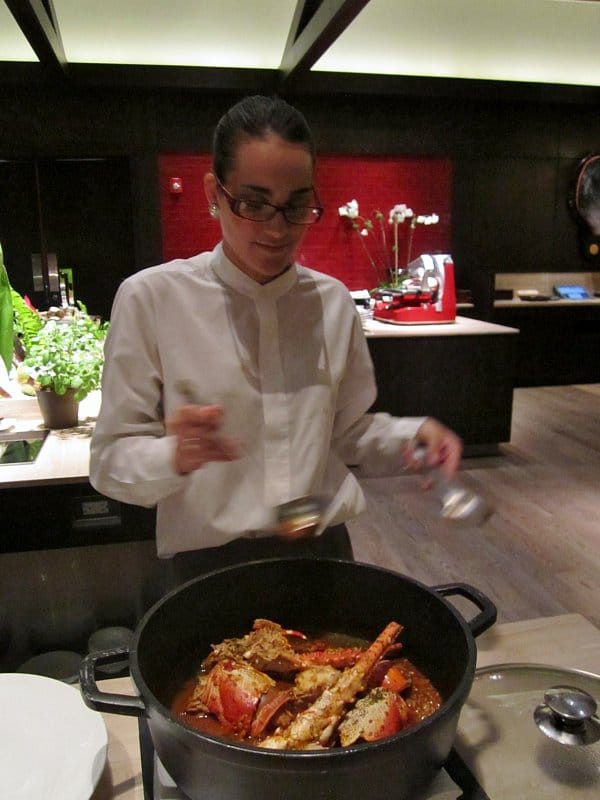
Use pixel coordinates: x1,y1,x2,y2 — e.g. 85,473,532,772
36,388,79,429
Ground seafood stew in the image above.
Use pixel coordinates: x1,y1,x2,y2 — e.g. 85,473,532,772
170,618,442,750
80,560,496,800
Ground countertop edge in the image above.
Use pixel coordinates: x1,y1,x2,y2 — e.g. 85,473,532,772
363,315,519,338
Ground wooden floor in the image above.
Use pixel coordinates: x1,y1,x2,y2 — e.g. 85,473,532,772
347,384,600,628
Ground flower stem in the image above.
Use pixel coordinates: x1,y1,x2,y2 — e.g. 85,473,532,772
376,214,389,274
393,222,399,284
357,230,384,284
406,221,416,268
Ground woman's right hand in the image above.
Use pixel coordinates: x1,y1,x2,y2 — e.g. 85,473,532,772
167,404,241,475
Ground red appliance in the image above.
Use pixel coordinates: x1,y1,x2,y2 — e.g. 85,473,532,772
373,255,456,325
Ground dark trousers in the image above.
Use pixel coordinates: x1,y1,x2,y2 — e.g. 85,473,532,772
164,523,354,592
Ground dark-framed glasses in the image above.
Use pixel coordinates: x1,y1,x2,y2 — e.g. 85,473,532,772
215,177,323,225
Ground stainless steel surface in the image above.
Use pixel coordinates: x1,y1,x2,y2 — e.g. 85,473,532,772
0,428,47,443
244,494,329,539
413,446,492,526
0,436,46,465
272,494,328,538
434,479,492,526
47,252,59,295
456,662,600,799
31,253,44,292
534,685,600,746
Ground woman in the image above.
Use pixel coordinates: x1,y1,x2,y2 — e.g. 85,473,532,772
90,95,461,585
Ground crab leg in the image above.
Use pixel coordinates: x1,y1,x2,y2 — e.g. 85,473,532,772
258,621,403,750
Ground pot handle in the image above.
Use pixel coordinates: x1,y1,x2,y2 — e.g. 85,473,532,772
79,647,146,717
433,583,497,638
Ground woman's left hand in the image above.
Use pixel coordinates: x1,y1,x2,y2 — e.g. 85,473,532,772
406,417,463,479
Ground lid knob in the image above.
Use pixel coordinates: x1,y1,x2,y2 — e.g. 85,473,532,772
534,684,600,746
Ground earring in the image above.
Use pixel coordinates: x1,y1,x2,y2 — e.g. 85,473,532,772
209,202,219,218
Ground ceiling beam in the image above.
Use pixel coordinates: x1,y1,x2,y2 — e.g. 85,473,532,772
4,0,67,76
283,0,323,54
279,0,371,83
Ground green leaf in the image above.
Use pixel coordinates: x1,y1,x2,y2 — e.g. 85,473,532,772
23,313,108,401
0,242,14,372
11,289,42,350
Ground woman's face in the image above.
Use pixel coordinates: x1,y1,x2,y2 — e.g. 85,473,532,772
205,132,316,283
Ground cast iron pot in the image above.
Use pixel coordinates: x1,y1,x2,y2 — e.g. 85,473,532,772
80,558,496,800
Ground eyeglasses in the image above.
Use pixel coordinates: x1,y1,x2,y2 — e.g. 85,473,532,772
215,177,323,225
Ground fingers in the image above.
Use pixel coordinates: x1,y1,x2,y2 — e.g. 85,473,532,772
175,431,239,475
412,418,463,479
167,403,242,475
438,435,463,477
167,403,224,435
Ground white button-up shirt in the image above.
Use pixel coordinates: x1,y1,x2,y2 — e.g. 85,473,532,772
90,244,424,556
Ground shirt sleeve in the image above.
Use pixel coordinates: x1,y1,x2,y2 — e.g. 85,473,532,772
331,312,426,476
89,277,189,506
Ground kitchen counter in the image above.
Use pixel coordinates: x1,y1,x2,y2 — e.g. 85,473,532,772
0,392,97,488
363,314,518,337
492,299,600,386
493,270,600,306
0,426,91,488
489,271,600,385
0,391,156,558
90,612,600,800
364,315,518,451
495,297,600,309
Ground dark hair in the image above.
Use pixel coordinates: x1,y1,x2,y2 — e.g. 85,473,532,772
212,95,316,181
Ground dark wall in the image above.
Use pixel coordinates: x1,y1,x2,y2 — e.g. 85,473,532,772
0,158,135,319
0,77,598,318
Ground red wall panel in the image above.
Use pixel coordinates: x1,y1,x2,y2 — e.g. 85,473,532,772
159,153,452,289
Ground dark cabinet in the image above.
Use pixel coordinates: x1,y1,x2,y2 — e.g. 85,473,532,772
367,327,517,452
493,303,600,386
0,482,160,672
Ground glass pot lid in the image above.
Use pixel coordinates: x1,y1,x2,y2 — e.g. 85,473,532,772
454,663,600,800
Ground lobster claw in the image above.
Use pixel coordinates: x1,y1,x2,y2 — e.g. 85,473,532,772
200,659,275,735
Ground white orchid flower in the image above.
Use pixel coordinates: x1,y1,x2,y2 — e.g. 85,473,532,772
339,199,359,219
360,228,369,237
416,213,439,225
388,204,414,225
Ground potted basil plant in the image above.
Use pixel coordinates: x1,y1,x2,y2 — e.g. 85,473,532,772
22,310,108,429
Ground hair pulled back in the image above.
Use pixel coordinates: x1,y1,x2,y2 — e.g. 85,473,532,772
212,95,316,182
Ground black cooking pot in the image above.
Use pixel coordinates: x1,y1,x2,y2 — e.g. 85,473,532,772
80,558,496,800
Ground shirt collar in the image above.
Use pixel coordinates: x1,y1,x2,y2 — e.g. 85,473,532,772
211,242,298,299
